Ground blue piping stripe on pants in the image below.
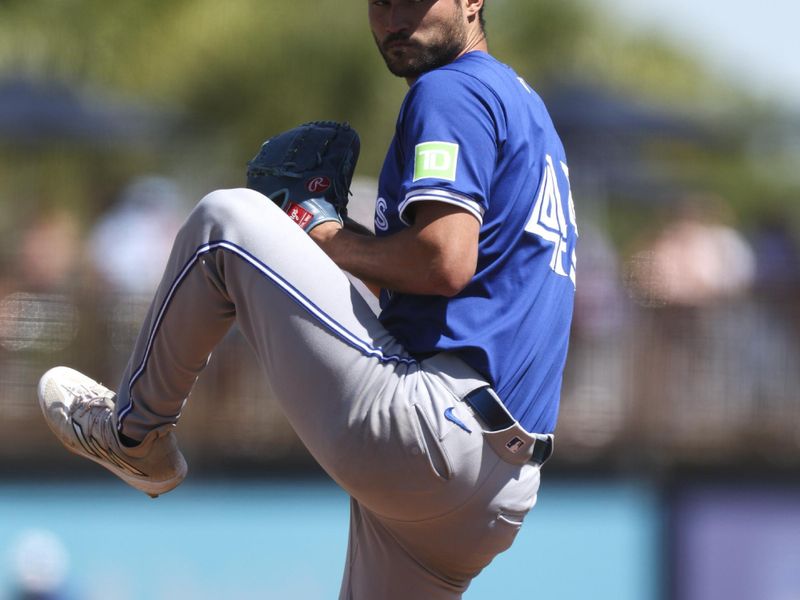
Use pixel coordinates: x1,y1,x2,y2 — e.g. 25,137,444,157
117,239,416,429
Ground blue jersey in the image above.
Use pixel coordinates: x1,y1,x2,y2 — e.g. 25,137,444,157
375,52,577,433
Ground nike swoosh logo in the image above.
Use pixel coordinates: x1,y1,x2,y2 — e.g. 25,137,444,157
444,407,472,434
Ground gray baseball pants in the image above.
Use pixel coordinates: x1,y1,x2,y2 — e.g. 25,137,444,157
114,188,545,599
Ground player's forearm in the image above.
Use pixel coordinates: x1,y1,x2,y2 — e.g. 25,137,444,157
311,223,474,297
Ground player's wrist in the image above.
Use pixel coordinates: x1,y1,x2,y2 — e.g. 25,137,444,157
308,220,344,247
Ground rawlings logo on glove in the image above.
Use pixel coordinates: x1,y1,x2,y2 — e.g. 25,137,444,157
246,121,360,233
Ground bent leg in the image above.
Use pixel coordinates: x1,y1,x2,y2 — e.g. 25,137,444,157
113,188,486,508
111,187,544,599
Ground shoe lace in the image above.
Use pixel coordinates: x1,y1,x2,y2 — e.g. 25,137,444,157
68,385,117,446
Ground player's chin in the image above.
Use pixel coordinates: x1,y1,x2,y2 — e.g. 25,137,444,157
383,54,426,79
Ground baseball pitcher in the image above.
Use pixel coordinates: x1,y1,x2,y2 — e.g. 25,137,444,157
38,1,578,598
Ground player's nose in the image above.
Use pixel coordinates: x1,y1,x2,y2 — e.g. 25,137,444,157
385,5,412,34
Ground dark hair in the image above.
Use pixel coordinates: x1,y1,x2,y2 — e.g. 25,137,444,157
479,6,485,30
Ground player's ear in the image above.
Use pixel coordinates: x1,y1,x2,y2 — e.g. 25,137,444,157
463,0,483,19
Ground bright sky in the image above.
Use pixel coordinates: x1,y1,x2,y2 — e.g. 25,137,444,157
599,0,800,108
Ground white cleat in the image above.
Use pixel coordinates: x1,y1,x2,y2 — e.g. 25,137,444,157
38,366,187,497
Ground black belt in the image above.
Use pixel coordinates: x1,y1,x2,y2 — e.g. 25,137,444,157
464,387,554,465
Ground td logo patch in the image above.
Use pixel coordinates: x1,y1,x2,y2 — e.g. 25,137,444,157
413,141,459,182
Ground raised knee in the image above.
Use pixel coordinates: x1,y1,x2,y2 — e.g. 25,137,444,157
180,188,273,240
177,187,296,251
194,188,257,227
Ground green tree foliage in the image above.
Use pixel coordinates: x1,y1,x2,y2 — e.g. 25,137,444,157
0,1,405,174
0,1,740,160
0,0,796,225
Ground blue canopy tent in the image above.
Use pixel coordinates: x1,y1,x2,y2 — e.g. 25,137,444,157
0,76,176,145
539,81,714,205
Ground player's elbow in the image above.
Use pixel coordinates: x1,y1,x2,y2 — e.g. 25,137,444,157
431,275,471,298
426,256,476,297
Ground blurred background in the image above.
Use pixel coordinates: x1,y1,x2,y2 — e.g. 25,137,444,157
1,0,799,598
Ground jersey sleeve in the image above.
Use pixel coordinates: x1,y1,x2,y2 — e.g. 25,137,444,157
396,67,504,226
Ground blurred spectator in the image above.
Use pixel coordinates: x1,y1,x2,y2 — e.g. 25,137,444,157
572,222,628,339
0,208,81,354
627,195,756,308
87,175,189,296
743,209,800,439
84,176,189,377
749,208,800,300
623,195,760,455
15,209,81,293
8,529,72,600
558,222,630,454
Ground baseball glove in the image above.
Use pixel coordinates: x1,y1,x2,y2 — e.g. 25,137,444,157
246,121,360,232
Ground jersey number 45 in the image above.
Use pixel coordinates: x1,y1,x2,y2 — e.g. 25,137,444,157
525,154,578,288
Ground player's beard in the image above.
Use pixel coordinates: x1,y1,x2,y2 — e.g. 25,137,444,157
374,7,468,79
